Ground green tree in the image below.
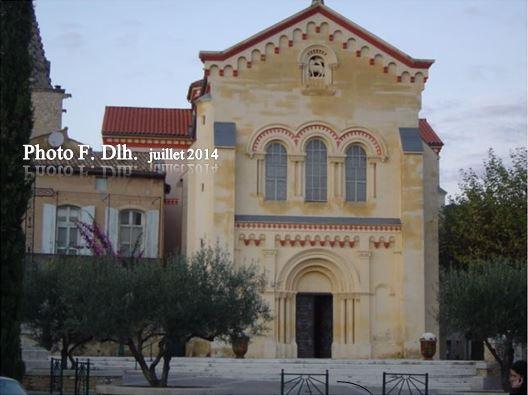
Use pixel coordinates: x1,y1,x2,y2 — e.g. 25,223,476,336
440,148,527,267
439,260,527,391
23,258,107,368
0,0,34,379
97,247,271,387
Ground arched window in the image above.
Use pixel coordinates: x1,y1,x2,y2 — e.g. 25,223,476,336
305,139,327,201
345,145,367,202
119,210,144,257
265,142,287,200
56,205,81,255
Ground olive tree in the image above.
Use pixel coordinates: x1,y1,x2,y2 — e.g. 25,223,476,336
98,246,271,387
439,259,527,391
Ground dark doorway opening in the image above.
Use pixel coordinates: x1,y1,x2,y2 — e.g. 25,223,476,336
296,293,333,358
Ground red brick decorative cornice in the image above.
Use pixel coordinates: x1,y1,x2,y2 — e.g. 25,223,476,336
369,236,395,249
235,222,401,232
275,234,359,248
238,233,266,246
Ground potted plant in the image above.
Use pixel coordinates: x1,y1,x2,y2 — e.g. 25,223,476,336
230,333,250,359
420,332,437,360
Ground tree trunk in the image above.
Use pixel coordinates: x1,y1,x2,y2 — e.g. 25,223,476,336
160,354,171,387
60,342,69,370
127,339,160,387
484,338,514,392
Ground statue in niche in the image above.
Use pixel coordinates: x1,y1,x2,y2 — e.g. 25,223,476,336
308,56,325,78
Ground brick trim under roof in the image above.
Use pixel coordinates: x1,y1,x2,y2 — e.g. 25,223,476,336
419,118,444,149
199,3,434,69
102,106,193,139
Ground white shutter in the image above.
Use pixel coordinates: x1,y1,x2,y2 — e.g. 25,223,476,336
80,206,95,255
105,207,119,254
145,210,160,258
41,204,56,254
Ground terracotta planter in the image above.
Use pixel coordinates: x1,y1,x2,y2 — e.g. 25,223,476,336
420,339,436,360
231,336,249,359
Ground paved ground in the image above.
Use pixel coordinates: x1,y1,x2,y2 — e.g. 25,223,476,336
123,373,385,395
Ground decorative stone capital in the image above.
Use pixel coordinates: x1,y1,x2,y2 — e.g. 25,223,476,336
263,249,277,257
288,154,306,162
358,250,371,259
328,155,346,164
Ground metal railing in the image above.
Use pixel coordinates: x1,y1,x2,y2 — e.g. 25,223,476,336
50,357,90,395
382,372,429,395
280,369,329,395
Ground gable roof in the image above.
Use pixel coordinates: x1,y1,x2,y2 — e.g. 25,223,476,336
102,106,193,138
199,2,433,69
419,118,444,152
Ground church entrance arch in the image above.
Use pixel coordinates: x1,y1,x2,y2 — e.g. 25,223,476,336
293,264,335,358
276,250,356,359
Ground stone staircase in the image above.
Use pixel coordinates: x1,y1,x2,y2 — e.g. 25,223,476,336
21,331,51,370
41,357,497,394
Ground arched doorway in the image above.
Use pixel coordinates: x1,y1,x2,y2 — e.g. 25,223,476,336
294,266,334,358
275,250,360,359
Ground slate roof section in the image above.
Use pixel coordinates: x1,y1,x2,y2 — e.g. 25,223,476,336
419,119,444,149
102,106,193,138
399,128,424,153
214,122,236,148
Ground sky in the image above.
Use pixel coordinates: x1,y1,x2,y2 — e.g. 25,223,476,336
34,0,527,197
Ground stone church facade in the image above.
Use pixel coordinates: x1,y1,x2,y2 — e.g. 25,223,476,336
102,0,444,359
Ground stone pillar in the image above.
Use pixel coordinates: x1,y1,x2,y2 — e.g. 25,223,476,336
329,156,345,200
275,291,297,357
289,155,305,198
367,157,380,200
401,152,425,358
255,154,265,197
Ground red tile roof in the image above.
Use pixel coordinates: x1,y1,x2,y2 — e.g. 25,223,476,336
419,118,444,151
102,106,193,138
199,3,434,69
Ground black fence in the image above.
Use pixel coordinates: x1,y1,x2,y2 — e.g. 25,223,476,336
49,357,90,395
280,369,329,395
382,372,429,395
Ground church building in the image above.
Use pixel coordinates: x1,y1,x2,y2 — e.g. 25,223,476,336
102,0,444,359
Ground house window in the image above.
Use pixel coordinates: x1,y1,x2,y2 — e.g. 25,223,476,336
56,205,81,255
95,177,107,192
345,145,367,201
305,139,327,201
119,210,144,257
265,142,287,200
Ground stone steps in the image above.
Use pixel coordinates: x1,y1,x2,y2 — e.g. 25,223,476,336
24,356,495,392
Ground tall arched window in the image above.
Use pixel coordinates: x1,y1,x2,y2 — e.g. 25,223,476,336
265,142,287,200
56,205,81,255
305,139,327,201
345,145,367,202
119,209,144,257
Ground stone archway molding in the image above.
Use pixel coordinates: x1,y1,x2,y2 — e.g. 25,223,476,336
277,248,360,293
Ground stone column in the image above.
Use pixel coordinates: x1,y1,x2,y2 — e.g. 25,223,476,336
329,156,345,200
367,157,380,200
289,155,305,198
255,154,265,198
